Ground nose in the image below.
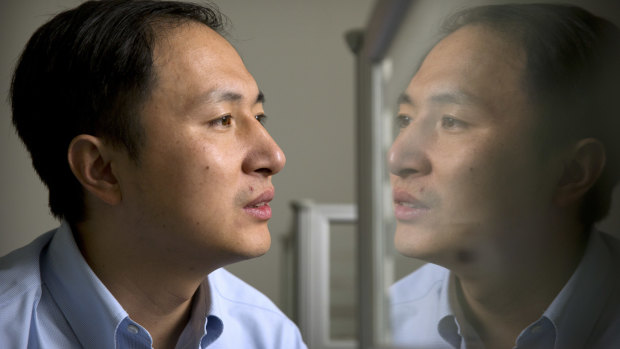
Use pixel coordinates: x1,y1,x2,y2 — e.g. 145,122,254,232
388,125,431,178
242,122,286,177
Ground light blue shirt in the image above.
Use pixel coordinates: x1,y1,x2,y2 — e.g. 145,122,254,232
0,222,307,348
390,230,620,349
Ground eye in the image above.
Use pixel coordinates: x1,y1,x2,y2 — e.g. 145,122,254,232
255,113,267,126
441,115,466,130
396,114,411,129
209,115,232,127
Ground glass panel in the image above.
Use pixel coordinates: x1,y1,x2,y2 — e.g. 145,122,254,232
376,2,462,346
373,0,620,347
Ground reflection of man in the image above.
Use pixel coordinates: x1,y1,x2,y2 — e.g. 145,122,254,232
389,4,620,349
0,1,305,348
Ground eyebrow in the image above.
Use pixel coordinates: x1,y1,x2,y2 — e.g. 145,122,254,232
397,93,413,105
211,90,265,104
398,86,483,106
186,90,265,113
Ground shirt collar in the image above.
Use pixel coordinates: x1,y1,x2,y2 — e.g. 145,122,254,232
543,229,614,349
435,229,613,349
41,221,128,349
177,274,223,348
436,271,463,348
438,273,485,348
42,221,225,349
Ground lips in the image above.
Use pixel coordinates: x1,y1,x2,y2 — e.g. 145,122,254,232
392,190,429,221
244,189,274,220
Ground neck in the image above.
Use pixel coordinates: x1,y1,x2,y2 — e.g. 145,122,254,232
451,221,587,348
73,218,214,348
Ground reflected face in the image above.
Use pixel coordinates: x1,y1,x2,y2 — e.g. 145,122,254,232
114,22,286,266
388,25,560,268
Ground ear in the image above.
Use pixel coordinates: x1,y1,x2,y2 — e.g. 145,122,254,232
555,138,606,207
67,135,122,206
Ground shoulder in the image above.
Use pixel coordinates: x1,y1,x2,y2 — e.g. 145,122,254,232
0,229,56,346
209,268,306,348
210,268,285,314
390,262,449,305
0,230,55,300
582,230,620,347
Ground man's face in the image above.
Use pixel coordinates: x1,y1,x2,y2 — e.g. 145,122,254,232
389,25,562,269
114,22,285,267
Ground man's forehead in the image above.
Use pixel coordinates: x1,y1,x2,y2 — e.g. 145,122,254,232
146,19,260,111
151,21,235,68
400,25,527,109
153,20,223,46
424,25,525,72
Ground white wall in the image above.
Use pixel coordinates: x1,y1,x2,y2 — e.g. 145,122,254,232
0,0,373,314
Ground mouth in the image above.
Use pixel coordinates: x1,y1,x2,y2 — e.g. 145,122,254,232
243,189,274,221
392,190,429,221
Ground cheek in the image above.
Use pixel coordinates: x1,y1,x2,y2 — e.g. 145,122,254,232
435,144,490,192
199,141,242,179
187,141,251,208
445,141,551,227
434,142,518,218
457,137,523,187
140,136,223,196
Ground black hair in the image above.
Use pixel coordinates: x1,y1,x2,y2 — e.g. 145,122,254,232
442,3,620,228
11,0,225,223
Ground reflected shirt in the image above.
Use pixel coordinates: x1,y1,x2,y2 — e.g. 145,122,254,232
0,222,307,349
390,230,620,349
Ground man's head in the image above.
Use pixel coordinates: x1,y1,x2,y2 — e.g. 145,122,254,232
12,0,286,263
388,4,619,268
11,0,223,223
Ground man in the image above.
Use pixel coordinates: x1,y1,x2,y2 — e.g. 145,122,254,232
0,0,306,348
389,3,620,349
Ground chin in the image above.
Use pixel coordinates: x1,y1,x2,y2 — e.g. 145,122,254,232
395,237,424,259
394,226,438,260
395,242,427,259
233,229,272,259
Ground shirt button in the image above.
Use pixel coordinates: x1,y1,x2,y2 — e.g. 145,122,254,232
127,324,139,334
